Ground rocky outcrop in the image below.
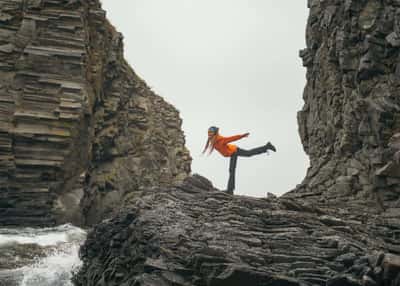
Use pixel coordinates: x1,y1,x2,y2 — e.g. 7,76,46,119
73,1,400,285
80,0,191,225
290,0,400,217
0,0,191,226
74,175,400,286
1,0,400,285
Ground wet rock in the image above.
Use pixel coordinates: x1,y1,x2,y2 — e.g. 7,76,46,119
362,275,377,286
382,254,400,283
327,275,361,286
386,32,400,47
0,243,48,270
336,253,358,268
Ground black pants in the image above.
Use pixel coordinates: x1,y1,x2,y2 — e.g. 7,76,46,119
227,145,268,194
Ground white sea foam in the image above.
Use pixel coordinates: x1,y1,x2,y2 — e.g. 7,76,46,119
0,224,86,247
19,243,82,286
0,224,87,286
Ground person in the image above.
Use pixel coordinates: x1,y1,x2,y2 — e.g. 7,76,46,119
202,126,276,194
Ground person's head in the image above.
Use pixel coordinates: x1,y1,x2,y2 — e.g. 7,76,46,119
203,126,219,154
208,126,219,138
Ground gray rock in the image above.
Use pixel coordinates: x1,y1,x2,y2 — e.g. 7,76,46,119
0,1,399,285
362,275,377,286
386,32,400,47
286,0,400,218
74,175,400,286
0,0,191,226
382,254,400,282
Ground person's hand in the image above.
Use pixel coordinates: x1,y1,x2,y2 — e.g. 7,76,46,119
243,132,250,137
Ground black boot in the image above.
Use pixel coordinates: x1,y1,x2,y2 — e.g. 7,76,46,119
266,142,276,152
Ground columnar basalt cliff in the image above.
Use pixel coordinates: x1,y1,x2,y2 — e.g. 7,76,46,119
0,0,191,226
73,1,400,285
290,0,400,217
1,0,400,285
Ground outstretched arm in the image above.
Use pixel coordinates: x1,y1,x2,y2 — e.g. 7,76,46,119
222,133,249,144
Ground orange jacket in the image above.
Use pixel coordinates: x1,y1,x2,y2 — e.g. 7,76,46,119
213,134,247,157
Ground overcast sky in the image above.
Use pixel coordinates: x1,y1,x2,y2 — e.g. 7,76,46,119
101,0,309,197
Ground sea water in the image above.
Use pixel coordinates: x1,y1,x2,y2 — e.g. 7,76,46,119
0,224,86,286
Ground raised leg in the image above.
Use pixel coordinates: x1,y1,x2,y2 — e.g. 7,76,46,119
236,146,268,157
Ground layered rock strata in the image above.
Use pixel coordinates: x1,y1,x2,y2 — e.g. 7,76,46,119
74,175,400,286
0,0,191,226
291,0,400,217
2,0,400,285
74,1,400,285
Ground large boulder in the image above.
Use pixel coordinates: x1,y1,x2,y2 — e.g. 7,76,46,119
74,175,400,286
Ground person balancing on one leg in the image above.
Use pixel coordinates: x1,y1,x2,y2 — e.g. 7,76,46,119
202,126,276,194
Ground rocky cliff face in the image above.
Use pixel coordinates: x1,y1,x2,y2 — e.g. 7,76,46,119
0,0,191,226
291,0,400,217
73,1,400,285
1,0,400,285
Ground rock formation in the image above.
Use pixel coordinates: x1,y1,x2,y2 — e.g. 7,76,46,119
73,1,400,285
292,0,400,218
1,0,400,285
0,0,191,226
74,175,400,286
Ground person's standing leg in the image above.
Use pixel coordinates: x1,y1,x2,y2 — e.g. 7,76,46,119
227,152,238,194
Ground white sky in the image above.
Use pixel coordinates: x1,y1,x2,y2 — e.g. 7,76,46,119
101,0,310,197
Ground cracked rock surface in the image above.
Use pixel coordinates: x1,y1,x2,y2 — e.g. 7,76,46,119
0,0,399,285
74,1,400,285
74,175,400,286
290,0,400,218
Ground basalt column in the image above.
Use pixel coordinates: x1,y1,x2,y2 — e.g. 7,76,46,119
289,0,400,219
0,0,191,226
0,0,93,225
